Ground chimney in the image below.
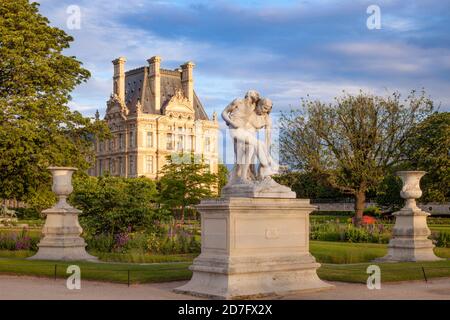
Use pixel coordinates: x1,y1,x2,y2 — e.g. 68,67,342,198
181,61,195,108
147,56,161,114
112,57,126,102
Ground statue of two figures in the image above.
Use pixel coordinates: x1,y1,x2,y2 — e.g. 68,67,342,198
221,90,295,198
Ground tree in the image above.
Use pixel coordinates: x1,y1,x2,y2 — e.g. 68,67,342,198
273,171,344,199
158,154,218,223
280,90,434,225
0,0,109,209
217,163,229,194
70,175,162,236
403,112,450,202
374,170,404,212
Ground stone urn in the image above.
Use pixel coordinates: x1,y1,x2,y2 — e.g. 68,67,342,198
377,171,442,262
29,167,97,261
398,171,425,209
49,167,76,207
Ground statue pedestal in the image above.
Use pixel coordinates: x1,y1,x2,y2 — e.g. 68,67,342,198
29,205,97,261
377,207,442,262
175,197,333,299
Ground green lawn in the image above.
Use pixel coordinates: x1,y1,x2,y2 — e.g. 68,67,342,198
310,241,387,264
0,258,192,284
0,241,449,285
429,225,450,233
319,260,450,283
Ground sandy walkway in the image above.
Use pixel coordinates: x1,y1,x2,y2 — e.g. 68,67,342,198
0,275,449,300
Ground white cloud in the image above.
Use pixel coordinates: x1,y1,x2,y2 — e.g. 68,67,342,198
36,0,450,116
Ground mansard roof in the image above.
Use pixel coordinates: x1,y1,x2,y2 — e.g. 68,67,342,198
123,66,209,120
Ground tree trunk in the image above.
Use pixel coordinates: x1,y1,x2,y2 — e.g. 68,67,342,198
354,191,366,226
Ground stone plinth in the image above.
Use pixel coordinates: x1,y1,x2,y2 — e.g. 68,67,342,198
221,177,296,199
29,167,97,261
378,208,442,262
175,197,333,299
28,205,96,261
377,171,442,262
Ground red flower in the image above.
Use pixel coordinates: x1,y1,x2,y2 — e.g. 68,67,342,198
362,215,376,225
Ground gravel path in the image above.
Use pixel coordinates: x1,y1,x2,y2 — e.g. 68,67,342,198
0,275,449,300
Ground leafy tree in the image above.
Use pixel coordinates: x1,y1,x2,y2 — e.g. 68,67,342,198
403,112,450,202
273,171,344,199
376,112,449,208
70,175,162,235
280,90,433,225
0,0,109,209
158,154,218,223
374,170,404,212
217,163,229,194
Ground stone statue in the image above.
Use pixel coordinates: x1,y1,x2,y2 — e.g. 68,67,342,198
176,91,326,299
221,90,295,198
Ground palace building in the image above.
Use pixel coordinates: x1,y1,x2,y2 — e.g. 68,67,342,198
90,56,219,179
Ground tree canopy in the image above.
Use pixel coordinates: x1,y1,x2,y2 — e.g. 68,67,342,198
404,112,450,202
158,154,218,222
70,175,161,235
0,0,109,209
280,90,434,224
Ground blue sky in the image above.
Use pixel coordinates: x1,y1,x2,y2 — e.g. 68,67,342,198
38,0,450,118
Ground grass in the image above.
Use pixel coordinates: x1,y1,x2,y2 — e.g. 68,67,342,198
429,225,450,233
310,241,388,264
0,241,449,285
318,260,450,283
310,241,450,263
0,258,192,284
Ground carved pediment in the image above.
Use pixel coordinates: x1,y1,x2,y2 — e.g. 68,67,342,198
106,94,128,119
162,89,194,117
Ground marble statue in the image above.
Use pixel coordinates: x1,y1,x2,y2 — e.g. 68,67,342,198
221,90,295,198
175,91,331,299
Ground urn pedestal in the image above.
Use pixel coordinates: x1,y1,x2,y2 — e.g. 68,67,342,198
175,197,333,299
29,167,97,261
377,171,442,262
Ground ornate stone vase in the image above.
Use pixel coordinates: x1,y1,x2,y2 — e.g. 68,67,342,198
49,167,76,207
29,166,97,261
377,170,442,262
397,171,425,208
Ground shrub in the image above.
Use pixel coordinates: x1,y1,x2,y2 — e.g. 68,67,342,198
310,221,391,244
70,175,168,235
0,229,40,251
13,208,41,220
85,233,115,252
432,231,450,248
363,206,382,218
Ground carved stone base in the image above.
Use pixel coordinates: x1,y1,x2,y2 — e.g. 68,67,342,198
28,206,97,261
174,197,333,299
221,177,296,199
376,207,442,262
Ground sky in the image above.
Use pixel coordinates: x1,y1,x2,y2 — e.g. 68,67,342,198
37,0,450,119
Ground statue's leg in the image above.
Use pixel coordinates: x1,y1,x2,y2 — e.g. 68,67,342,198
232,137,240,181
241,143,255,182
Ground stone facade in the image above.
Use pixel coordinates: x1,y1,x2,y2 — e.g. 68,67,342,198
90,56,219,179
